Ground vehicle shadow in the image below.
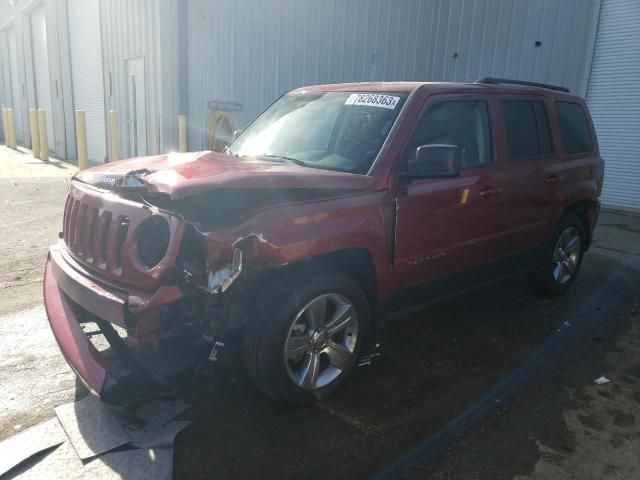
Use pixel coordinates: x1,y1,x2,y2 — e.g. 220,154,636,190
170,251,637,479
50,248,635,479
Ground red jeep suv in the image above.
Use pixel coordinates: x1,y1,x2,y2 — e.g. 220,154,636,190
44,78,603,405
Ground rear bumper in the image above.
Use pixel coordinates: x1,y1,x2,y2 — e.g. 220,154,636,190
43,244,184,403
585,200,601,250
593,200,601,227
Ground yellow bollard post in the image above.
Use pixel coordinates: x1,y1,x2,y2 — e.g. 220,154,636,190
30,109,40,159
6,108,17,149
75,110,89,170
37,109,49,161
178,114,187,153
1,108,7,146
109,110,119,161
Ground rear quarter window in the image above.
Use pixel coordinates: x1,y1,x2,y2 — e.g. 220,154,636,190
555,102,593,154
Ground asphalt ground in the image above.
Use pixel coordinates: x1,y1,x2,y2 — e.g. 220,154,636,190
1,146,639,479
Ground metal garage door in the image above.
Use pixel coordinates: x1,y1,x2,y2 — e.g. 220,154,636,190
67,0,106,163
30,6,55,152
586,0,640,210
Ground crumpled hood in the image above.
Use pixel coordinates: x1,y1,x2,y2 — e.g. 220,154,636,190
74,151,377,199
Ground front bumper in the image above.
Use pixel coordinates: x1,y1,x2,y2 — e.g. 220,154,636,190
43,244,185,404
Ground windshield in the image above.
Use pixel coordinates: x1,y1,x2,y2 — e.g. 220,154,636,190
228,92,408,174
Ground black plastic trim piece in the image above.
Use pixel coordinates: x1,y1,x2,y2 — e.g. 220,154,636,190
474,77,570,93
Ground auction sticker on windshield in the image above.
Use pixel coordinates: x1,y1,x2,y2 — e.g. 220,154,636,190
345,93,400,109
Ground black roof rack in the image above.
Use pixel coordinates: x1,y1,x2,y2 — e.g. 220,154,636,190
474,77,570,93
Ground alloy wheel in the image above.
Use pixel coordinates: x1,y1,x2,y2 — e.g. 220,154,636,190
552,226,581,284
284,293,359,390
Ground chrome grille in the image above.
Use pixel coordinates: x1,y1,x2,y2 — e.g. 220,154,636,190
63,195,129,275
60,181,182,292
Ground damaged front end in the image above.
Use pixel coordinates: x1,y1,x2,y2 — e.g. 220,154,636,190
44,176,291,404
182,232,271,294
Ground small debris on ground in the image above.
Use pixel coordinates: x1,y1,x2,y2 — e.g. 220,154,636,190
593,376,611,385
358,352,381,367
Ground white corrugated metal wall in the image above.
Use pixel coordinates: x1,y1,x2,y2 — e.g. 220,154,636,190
0,29,11,141
0,0,611,167
0,0,178,157
0,17,30,145
0,1,75,158
0,6,18,144
0,17,31,148
186,0,599,150
99,0,180,159
67,0,107,163
30,5,55,152
99,0,160,159
7,27,24,143
586,0,640,210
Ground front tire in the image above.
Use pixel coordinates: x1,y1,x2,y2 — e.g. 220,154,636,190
532,214,585,296
243,266,370,406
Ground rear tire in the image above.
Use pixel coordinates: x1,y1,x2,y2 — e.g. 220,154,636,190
243,265,370,406
531,214,585,296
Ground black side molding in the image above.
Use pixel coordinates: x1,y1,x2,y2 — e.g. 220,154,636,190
474,77,570,93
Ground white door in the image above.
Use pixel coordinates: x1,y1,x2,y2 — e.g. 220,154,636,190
30,6,55,151
8,28,24,144
67,0,107,163
126,57,147,157
586,0,640,210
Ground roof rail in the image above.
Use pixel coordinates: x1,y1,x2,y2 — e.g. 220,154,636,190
474,77,570,93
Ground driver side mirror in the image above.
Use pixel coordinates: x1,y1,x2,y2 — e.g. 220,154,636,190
398,144,462,183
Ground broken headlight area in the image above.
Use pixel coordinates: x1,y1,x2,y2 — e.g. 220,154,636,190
204,248,243,294
180,235,272,296
177,224,250,295
180,253,243,295
176,224,212,292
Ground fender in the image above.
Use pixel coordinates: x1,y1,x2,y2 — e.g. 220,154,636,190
546,153,603,243
198,190,398,300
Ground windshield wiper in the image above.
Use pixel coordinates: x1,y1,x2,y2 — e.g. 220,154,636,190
257,153,306,167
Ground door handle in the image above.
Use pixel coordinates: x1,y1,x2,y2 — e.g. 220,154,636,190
545,174,564,185
478,186,501,199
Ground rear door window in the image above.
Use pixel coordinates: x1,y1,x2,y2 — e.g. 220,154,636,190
555,102,593,154
501,100,553,160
